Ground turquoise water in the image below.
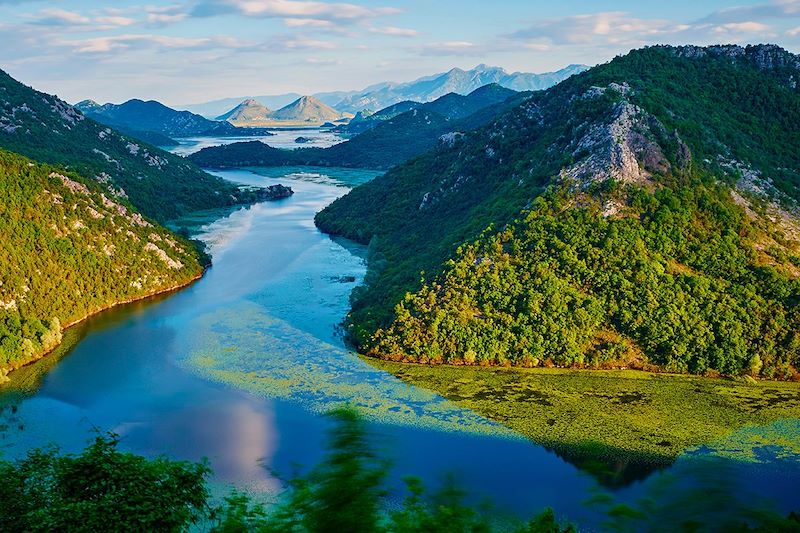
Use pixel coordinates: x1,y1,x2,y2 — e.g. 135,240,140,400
1,167,798,529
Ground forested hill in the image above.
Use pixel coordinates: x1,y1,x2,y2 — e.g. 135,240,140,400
0,149,207,379
315,44,800,379
0,69,266,222
188,84,527,171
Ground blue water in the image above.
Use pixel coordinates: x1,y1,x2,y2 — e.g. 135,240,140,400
1,167,798,530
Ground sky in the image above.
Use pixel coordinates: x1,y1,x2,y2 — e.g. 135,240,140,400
1,0,800,106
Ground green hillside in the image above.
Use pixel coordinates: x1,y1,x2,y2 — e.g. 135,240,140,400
0,149,207,377
315,44,800,378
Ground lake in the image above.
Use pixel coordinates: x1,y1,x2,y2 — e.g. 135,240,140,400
1,166,798,530
168,127,345,156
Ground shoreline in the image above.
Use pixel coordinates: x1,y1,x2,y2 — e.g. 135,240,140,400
0,269,206,384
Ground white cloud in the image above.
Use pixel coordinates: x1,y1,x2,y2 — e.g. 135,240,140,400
145,5,190,25
30,8,91,25
508,12,676,46
95,16,137,27
369,26,418,37
276,36,336,50
506,11,777,48
59,34,248,54
417,41,478,56
700,0,800,24
711,21,772,34
305,57,338,65
284,17,335,28
193,0,400,23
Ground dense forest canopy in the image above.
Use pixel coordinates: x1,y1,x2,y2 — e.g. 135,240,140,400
316,44,800,378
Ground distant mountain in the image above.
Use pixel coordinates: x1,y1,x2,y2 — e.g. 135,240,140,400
182,64,589,118
0,69,269,222
179,93,302,119
75,99,272,139
329,64,588,112
270,95,349,122
216,99,272,124
189,84,525,170
337,84,517,137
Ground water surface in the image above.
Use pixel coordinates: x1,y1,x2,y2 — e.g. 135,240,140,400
168,127,344,156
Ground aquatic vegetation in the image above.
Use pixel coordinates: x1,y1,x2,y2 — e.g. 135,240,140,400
369,361,800,482
178,303,513,437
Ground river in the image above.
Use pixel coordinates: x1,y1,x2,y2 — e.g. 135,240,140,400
1,161,799,530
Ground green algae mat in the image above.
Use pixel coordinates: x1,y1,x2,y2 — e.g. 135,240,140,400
369,362,800,480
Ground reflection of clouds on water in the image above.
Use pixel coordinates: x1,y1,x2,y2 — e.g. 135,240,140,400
196,206,255,257
114,397,280,492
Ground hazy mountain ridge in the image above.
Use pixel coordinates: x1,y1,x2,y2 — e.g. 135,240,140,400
180,64,588,117
189,84,526,170
76,98,273,139
315,44,800,378
330,63,588,112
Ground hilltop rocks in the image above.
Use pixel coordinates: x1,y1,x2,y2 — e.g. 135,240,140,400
561,83,688,190
671,44,800,85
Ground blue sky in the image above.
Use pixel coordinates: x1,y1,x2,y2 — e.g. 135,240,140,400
1,0,800,105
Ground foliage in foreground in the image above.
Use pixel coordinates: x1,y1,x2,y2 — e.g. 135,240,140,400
0,408,798,532
0,433,211,532
211,407,575,533
0,410,574,533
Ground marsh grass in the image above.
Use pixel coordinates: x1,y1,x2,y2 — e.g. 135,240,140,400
369,361,800,484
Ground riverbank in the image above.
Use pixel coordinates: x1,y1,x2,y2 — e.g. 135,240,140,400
370,360,800,483
0,270,205,385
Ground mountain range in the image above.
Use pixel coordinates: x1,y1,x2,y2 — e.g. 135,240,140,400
189,83,524,170
314,44,800,380
329,63,589,113
75,99,274,143
180,64,588,117
217,95,351,127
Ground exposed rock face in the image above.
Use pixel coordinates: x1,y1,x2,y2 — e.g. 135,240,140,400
270,95,349,122
560,84,686,189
